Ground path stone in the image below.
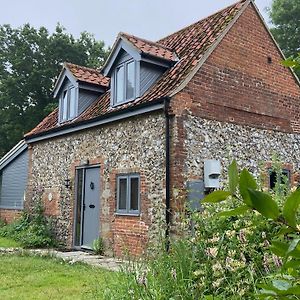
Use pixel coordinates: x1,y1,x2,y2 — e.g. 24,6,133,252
0,247,124,272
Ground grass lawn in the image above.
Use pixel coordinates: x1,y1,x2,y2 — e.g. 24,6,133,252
0,236,21,248
0,254,115,299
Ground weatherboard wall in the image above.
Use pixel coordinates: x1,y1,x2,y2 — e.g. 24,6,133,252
0,149,28,210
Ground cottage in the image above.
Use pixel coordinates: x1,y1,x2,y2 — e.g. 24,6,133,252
1,0,300,256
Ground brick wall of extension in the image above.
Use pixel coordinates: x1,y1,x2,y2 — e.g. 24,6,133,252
0,209,22,224
168,3,300,215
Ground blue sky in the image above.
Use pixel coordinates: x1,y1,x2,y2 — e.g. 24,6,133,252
0,0,272,47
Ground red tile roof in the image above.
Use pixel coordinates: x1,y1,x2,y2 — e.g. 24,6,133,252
65,62,110,88
120,32,178,62
25,0,248,139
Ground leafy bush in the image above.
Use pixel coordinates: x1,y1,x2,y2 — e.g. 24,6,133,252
0,201,57,248
100,159,299,299
203,160,300,298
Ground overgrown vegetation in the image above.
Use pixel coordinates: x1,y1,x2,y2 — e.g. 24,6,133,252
93,237,105,255
0,201,57,248
100,159,300,299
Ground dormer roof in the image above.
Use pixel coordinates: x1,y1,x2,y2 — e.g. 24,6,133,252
53,62,109,98
120,33,178,62
66,63,110,87
26,0,256,140
102,32,178,76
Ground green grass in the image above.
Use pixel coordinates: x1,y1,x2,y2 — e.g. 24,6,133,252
0,236,21,248
0,254,115,299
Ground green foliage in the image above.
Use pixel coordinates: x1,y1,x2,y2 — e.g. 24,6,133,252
269,0,300,77
248,189,279,220
202,190,231,203
0,201,57,248
92,237,105,255
228,160,239,194
0,23,109,157
101,159,300,299
203,160,300,299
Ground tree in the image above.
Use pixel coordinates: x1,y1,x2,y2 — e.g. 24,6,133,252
0,24,109,157
269,0,300,77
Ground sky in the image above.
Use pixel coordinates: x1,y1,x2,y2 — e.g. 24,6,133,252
0,0,272,48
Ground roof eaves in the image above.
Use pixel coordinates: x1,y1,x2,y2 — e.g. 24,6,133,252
25,97,167,143
169,0,251,97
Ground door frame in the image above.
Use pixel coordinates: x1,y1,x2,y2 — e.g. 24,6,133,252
73,164,101,250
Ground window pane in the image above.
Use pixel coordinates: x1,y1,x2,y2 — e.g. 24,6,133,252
62,91,68,120
69,88,76,119
116,65,124,103
118,178,127,210
126,61,135,100
130,177,139,211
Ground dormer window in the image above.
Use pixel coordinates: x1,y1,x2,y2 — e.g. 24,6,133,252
102,33,177,108
114,60,135,105
60,86,77,122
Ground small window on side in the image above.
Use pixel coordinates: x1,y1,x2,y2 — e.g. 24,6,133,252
126,61,135,100
60,87,77,122
62,90,68,121
117,174,140,214
116,65,124,104
269,168,290,190
113,60,136,105
69,87,76,119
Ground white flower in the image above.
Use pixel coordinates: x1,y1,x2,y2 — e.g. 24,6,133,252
205,247,218,258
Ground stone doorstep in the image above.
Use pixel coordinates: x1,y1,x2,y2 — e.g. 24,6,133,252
0,247,124,272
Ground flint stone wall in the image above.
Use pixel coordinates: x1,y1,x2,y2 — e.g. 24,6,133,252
26,112,166,255
184,115,300,182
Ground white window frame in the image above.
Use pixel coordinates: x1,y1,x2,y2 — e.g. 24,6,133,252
116,174,140,215
60,86,77,123
113,59,136,106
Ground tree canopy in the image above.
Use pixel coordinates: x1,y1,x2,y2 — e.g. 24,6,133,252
0,24,109,157
269,0,300,76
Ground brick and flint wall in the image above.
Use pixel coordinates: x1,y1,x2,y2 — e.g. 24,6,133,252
169,3,300,211
25,112,166,256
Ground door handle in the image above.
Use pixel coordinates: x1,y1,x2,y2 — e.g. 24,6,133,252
89,204,95,209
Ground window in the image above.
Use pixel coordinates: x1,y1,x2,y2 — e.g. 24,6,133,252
117,174,140,214
60,87,77,122
114,60,136,105
269,168,290,190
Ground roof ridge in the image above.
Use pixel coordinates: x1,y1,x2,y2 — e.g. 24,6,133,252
157,0,248,44
119,32,174,52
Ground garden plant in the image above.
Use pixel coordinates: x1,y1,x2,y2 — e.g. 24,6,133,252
100,159,300,299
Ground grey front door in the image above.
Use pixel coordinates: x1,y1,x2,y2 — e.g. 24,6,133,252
82,167,100,249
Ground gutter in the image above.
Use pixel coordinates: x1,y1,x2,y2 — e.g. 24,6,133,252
25,97,166,144
164,97,171,251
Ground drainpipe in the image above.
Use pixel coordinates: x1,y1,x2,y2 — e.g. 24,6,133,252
164,97,171,251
